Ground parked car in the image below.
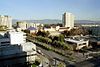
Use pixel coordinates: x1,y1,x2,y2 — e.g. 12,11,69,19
37,50,44,55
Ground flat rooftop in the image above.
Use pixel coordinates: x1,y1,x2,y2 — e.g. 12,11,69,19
65,38,88,44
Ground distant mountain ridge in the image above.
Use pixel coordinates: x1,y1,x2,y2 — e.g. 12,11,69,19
12,19,100,24
75,20,100,24
12,19,62,24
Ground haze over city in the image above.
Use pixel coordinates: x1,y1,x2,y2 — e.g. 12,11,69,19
1,0,100,67
0,0,100,21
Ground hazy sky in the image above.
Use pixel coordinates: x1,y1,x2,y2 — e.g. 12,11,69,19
0,0,100,20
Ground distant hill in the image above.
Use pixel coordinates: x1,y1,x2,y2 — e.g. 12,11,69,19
12,19,19,24
12,19,100,24
75,20,100,24
24,19,62,24
12,19,62,24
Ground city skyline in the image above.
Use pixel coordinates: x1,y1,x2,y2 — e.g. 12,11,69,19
0,0,100,21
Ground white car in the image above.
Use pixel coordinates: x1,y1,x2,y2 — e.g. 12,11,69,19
37,50,44,55
37,50,42,53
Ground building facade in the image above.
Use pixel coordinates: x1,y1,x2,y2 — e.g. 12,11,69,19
62,12,74,28
0,15,12,29
17,21,27,30
0,31,36,66
65,38,89,50
17,21,43,30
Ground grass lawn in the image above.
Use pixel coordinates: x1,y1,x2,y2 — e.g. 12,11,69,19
32,64,37,67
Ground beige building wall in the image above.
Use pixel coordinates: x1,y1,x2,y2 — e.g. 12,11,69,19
17,21,27,30
62,12,74,28
0,15,12,29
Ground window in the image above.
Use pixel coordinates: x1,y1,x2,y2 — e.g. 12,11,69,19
1,41,10,44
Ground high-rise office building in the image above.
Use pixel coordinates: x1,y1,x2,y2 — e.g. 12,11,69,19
0,15,12,29
62,12,74,28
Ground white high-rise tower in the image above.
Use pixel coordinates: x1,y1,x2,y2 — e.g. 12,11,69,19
0,15,12,29
62,12,74,28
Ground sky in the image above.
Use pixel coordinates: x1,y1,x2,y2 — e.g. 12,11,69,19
0,0,100,20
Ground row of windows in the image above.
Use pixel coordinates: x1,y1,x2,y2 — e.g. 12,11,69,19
1,41,10,44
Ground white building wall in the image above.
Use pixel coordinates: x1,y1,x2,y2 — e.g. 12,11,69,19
62,12,74,28
27,23,42,29
0,31,26,46
17,22,27,30
7,16,12,29
27,23,34,28
0,15,12,29
9,32,26,45
22,42,36,62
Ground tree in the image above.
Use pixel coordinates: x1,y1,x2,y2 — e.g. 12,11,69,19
45,31,50,37
70,27,89,36
58,34,64,42
35,36,52,44
44,37,52,44
44,24,50,28
57,63,65,67
36,31,50,37
0,25,8,31
24,30,30,33
51,35,64,42
61,30,70,36
62,27,89,36
52,36,58,41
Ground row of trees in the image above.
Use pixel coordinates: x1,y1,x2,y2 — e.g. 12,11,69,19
35,28,88,50
48,35,70,49
30,37,74,60
36,31,50,37
35,36,52,44
35,34,71,50
49,34,64,42
52,40,70,50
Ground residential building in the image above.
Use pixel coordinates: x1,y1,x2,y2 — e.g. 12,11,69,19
17,21,27,30
44,27,56,32
16,22,43,31
26,22,34,28
27,27,37,33
62,12,74,28
27,23,43,29
0,15,12,29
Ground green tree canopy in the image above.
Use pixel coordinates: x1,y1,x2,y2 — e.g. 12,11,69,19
36,31,50,37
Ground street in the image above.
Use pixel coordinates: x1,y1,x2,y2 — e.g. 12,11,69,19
36,46,73,66
37,53,49,67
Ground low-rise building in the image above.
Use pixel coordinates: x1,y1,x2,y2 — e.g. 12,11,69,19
16,21,43,31
17,21,27,30
65,38,89,50
58,27,71,32
44,27,56,32
27,27,37,33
